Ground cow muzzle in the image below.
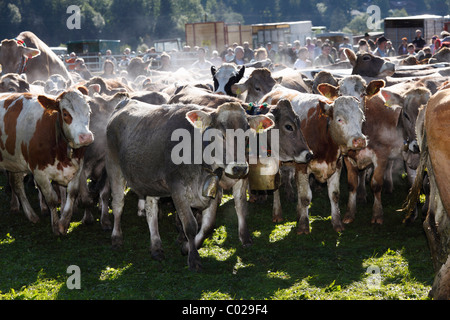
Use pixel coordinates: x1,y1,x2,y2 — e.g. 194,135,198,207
77,132,94,147
224,162,249,179
294,150,313,164
352,136,367,150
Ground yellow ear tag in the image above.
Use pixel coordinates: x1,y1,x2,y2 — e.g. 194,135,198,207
256,122,264,134
236,88,242,95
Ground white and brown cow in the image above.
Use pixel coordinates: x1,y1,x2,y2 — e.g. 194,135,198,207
0,88,93,234
0,31,72,83
260,84,370,233
211,63,245,96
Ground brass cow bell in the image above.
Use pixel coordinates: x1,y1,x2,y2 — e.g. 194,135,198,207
248,156,280,191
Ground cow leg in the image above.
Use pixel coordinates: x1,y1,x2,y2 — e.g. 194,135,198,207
383,159,395,194
233,178,252,246
281,165,296,202
9,172,39,223
106,154,127,248
343,157,359,224
137,198,146,217
370,158,388,224
144,196,164,261
78,170,95,225
194,189,223,249
7,172,21,214
272,188,284,222
295,166,311,234
357,168,368,203
59,169,83,234
33,172,61,235
327,162,344,232
171,191,202,272
99,178,112,230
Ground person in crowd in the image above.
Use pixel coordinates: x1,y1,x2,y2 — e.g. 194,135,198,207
386,41,396,57
356,39,369,54
266,42,276,61
65,52,77,71
397,37,408,55
407,43,416,56
430,35,439,54
412,29,426,51
191,47,214,70
251,47,269,62
372,36,388,57
209,50,223,67
74,58,92,80
339,36,353,51
158,52,173,71
243,41,254,63
336,48,349,63
313,43,334,67
142,47,157,62
224,47,235,62
305,37,315,60
231,46,245,65
364,32,376,51
293,47,312,69
100,60,116,79
313,39,322,58
102,49,118,67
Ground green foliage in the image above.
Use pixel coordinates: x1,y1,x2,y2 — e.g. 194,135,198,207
0,0,444,50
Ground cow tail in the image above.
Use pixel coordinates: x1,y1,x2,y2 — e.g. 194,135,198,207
401,132,428,222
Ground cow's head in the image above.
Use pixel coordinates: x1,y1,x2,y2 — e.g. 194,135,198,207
381,87,431,154
316,93,367,152
344,48,395,78
230,68,281,103
268,99,312,163
319,76,385,111
186,102,274,178
37,87,94,149
44,74,70,96
0,73,30,93
429,47,450,64
211,63,245,96
0,39,40,75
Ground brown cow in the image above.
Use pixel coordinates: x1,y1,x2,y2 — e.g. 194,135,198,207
343,86,431,225
402,88,450,299
230,68,281,103
344,48,395,78
0,73,30,93
0,31,72,83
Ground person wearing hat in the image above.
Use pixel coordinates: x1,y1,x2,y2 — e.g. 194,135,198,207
412,29,426,50
364,32,376,51
372,36,388,57
398,37,408,55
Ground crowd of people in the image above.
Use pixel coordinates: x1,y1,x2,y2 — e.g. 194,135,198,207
64,28,450,81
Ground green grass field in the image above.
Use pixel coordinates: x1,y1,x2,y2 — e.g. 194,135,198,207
0,166,434,300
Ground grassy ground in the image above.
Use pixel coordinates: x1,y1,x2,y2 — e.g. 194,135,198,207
0,166,434,300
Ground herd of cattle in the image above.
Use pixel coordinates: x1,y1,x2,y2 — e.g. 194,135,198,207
0,31,449,298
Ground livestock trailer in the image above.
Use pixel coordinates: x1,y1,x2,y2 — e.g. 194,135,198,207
251,20,313,48
384,14,445,50
185,21,252,52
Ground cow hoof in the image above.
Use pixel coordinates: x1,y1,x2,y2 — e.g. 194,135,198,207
100,218,113,231
272,216,284,223
28,214,40,224
188,257,202,272
111,235,123,249
151,249,165,261
343,215,354,224
333,223,345,232
296,225,310,235
371,217,384,225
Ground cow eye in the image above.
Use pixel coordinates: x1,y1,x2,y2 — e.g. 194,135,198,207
363,55,371,61
8,87,16,92
285,124,294,131
255,86,261,91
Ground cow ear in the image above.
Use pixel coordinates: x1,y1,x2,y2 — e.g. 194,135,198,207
317,83,339,101
186,110,212,132
248,115,274,133
318,100,333,117
237,65,245,80
76,86,89,96
231,83,247,95
21,47,40,59
366,80,385,97
37,95,59,112
380,89,402,108
344,48,357,67
274,76,282,84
